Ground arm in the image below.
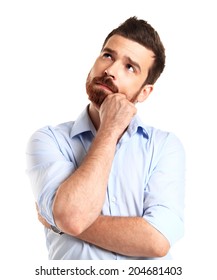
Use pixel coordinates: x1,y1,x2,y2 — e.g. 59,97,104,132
53,94,137,235
36,208,169,257
77,215,170,258
53,128,117,235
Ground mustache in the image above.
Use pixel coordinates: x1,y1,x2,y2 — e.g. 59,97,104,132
92,75,119,93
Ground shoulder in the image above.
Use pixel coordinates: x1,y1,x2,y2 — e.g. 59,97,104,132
27,121,75,150
145,125,181,143
135,115,183,149
144,125,185,157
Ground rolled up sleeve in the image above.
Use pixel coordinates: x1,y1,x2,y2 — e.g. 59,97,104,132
26,127,75,226
143,133,185,246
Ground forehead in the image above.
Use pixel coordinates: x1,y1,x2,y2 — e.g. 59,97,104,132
102,35,155,72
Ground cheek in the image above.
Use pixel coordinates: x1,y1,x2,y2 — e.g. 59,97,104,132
119,78,138,93
91,59,105,76
120,79,143,100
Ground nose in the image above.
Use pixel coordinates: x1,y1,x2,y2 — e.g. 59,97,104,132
104,69,114,79
104,61,119,79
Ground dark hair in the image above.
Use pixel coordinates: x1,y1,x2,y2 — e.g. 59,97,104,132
102,16,166,85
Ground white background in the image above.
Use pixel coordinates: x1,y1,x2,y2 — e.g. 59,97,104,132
1,0,217,278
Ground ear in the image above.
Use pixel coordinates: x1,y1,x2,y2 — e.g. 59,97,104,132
137,84,154,103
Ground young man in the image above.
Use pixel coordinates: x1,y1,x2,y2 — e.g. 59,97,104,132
26,17,185,260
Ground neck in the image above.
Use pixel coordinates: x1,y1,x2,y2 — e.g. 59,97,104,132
88,103,101,130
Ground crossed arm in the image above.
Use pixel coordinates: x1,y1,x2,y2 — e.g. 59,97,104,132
76,216,170,257
37,207,169,257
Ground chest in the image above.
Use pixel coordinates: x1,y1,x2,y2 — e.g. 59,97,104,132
102,139,153,217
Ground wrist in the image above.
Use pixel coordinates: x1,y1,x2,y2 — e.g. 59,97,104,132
97,126,120,144
51,225,64,235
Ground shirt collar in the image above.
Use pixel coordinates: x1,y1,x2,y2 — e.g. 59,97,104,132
123,114,149,140
70,106,96,138
70,106,149,139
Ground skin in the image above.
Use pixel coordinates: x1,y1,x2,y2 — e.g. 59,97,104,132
44,35,170,257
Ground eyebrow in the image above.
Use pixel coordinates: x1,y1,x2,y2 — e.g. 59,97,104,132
102,47,141,73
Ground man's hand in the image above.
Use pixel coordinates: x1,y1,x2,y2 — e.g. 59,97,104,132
36,203,51,229
99,93,137,140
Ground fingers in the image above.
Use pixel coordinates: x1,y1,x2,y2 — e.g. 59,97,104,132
35,202,51,229
99,93,137,139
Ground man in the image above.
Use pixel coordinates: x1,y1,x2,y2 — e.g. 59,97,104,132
26,17,185,260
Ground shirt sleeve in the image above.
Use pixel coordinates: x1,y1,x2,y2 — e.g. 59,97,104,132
143,132,185,246
26,126,76,226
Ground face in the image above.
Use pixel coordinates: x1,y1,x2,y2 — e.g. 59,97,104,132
86,35,155,107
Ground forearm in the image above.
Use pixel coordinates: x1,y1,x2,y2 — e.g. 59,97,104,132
53,129,118,236
77,216,170,257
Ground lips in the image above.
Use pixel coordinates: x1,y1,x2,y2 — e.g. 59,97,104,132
96,82,114,92
86,74,119,107
96,78,118,93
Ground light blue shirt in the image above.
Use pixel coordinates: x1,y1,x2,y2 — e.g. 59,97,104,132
26,106,185,260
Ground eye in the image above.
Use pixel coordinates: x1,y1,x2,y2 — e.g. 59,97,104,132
126,64,135,73
102,53,112,59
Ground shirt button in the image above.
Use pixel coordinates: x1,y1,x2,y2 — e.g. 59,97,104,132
111,197,116,203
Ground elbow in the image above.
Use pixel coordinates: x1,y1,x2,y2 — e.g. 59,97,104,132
139,228,170,258
154,242,170,258
54,212,87,236
152,236,170,258
65,222,87,236
53,202,91,236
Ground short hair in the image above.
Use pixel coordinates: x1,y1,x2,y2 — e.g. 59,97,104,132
102,16,166,85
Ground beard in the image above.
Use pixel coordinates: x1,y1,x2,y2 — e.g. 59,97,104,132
86,73,143,107
86,74,119,107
